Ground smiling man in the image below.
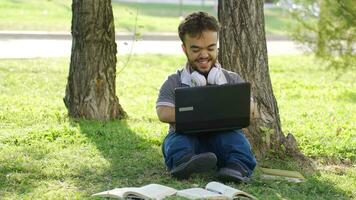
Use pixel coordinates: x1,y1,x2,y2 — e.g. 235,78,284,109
156,12,256,182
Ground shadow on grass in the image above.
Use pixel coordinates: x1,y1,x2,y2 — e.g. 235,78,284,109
72,119,175,196
245,158,352,199
242,175,352,199
339,90,356,103
0,118,172,199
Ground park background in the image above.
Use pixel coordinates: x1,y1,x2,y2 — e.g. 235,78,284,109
0,0,355,199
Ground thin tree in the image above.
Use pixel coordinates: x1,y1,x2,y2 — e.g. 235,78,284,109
64,0,126,120
218,0,306,161
291,0,356,70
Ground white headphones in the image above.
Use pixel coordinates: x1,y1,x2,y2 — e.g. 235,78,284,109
190,67,227,86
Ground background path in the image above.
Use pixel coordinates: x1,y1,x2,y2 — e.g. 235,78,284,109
0,31,306,58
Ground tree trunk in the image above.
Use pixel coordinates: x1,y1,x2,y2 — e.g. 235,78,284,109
64,0,126,120
218,0,301,159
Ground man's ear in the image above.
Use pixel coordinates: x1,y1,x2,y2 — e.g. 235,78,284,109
181,43,187,54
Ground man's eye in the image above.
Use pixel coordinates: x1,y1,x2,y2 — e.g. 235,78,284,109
208,48,215,51
192,49,200,53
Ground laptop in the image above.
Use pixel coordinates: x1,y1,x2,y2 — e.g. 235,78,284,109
174,82,251,134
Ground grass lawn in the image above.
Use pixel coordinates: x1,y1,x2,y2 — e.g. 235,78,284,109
0,0,292,36
0,55,355,199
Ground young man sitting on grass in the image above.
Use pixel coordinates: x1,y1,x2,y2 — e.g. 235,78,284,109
156,12,257,182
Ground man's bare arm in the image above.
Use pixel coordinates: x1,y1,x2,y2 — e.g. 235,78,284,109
156,106,175,123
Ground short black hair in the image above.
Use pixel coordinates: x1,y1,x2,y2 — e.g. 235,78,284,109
178,11,219,44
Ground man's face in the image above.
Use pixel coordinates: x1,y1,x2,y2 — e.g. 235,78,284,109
182,30,218,75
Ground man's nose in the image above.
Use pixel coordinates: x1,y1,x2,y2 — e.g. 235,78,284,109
199,50,209,58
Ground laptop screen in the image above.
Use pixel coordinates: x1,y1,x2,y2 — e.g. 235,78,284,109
174,83,251,134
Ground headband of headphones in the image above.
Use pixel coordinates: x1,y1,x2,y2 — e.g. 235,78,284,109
181,63,227,87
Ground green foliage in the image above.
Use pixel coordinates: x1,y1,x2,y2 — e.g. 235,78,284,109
0,55,355,199
290,0,356,70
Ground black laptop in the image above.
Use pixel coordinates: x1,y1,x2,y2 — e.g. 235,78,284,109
174,82,251,134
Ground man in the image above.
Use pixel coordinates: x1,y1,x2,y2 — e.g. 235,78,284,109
156,12,257,182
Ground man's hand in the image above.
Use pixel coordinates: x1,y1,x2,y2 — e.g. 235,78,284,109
156,106,175,123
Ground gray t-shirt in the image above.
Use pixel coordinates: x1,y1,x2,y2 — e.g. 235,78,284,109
156,66,245,133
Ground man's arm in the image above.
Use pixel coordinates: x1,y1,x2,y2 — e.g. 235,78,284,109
156,106,175,123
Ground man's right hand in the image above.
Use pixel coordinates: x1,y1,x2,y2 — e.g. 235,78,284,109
156,106,175,123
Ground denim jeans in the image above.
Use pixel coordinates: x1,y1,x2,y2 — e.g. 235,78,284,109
162,129,257,177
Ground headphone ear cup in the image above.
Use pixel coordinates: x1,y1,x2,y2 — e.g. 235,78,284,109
191,71,207,86
207,67,219,85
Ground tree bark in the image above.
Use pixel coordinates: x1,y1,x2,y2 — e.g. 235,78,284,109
64,0,126,120
218,0,301,159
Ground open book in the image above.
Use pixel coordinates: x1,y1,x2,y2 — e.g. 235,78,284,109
177,181,257,200
92,182,256,200
91,184,177,200
260,167,306,183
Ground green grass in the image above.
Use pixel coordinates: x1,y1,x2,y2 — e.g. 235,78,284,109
264,7,293,36
0,0,292,36
0,0,72,32
270,57,356,161
113,2,215,33
0,55,355,199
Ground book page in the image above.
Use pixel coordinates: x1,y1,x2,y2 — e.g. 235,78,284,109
206,182,257,200
260,168,305,179
92,184,176,200
92,187,139,199
261,174,304,183
177,188,228,200
132,184,177,200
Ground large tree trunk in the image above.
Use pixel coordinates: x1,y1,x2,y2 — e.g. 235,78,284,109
64,0,126,120
218,0,301,159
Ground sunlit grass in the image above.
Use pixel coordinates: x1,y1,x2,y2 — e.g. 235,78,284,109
269,56,356,160
0,0,293,36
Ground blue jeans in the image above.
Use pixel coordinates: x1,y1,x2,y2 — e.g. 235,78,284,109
162,129,257,177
